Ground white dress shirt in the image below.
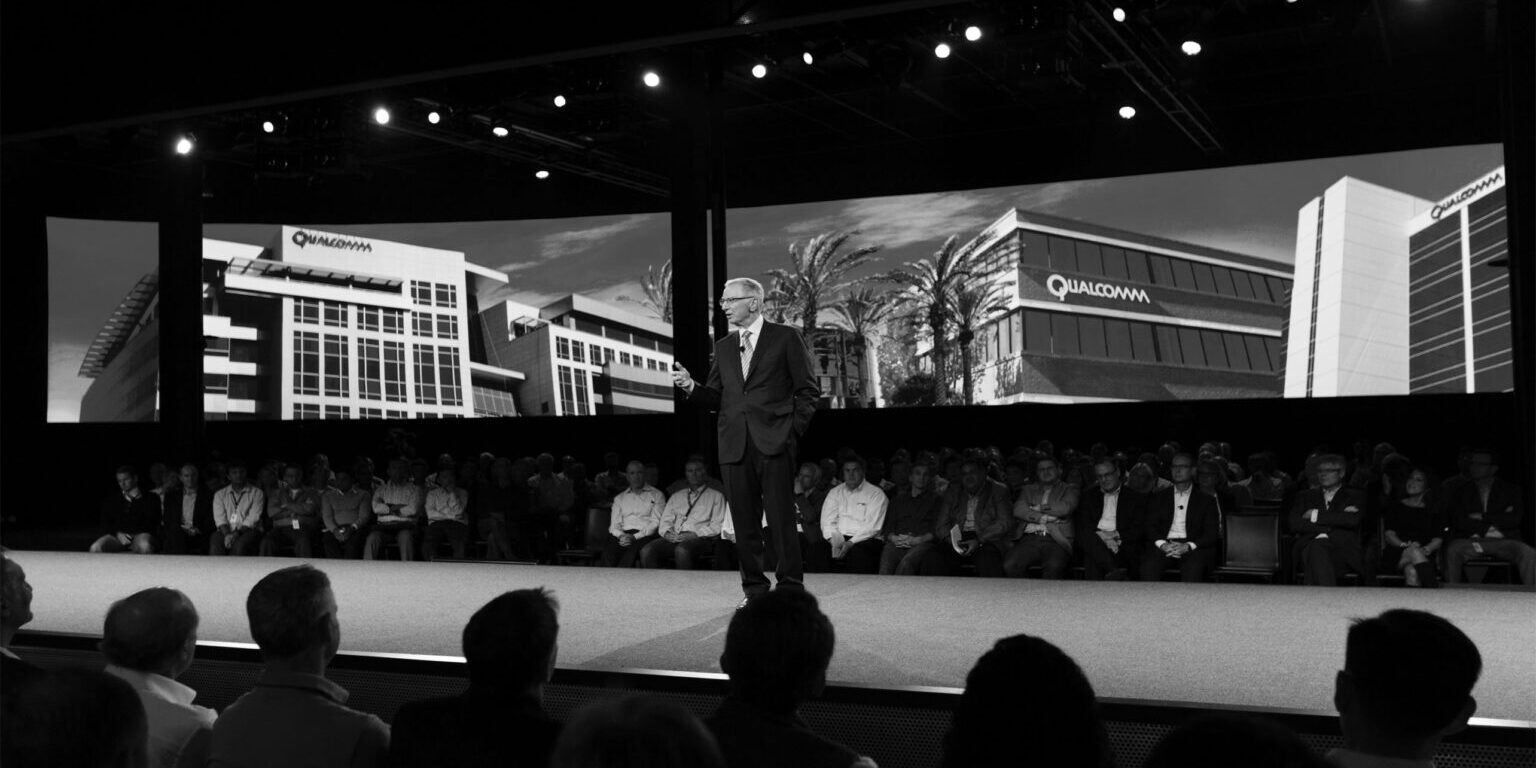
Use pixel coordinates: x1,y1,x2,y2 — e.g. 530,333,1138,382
1098,488,1120,533
660,486,728,538
212,485,264,530
372,481,423,525
181,490,200,530
821,481,888,544
1162,486,1193,544
738,314,766,374
609,485,666,538
424,486,468,523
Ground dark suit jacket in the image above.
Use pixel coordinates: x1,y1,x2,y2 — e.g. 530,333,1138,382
1144,487,1220,552
1288,486,1366,546
388,687,560,768
1446,478,1525,540
690,321,819,464
160,488,215,533
1078,486,1148,551
936,479,1015,544
99,491,159,537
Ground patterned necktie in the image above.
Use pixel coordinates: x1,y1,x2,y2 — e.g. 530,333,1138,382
740,330,754,378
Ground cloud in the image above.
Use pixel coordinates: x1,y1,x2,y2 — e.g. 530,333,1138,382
493,260,544,273
537,214,655,261
1010,179,1109,212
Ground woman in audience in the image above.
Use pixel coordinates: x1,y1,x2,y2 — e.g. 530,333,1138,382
550,696,724,768
1380,468,1444,587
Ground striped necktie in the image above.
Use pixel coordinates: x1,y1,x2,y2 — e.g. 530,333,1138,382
740,330,754,378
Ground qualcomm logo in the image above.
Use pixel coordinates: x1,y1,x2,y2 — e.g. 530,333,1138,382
1046,274,1151,304
291,230,374,253
1430,170,1503,222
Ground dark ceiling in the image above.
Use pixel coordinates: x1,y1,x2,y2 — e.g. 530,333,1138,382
0,0,1521,224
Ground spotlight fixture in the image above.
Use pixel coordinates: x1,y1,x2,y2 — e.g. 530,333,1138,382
174,136,194,155
751,63,768,78
1118,105,1137,119
1112,7,1127,22
535,170,551,180
643,71,661,88
1181,40,1202,56
373,107,391,125
261,120,275,134
492,126,510,138
427,111,441,124
553,94,567,108
934,42,952,59
802,51,814,65
964,25,982,42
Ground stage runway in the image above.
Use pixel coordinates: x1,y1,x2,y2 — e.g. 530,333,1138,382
12,551,1534,723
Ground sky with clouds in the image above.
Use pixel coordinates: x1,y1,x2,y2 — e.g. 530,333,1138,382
48,143,1502,421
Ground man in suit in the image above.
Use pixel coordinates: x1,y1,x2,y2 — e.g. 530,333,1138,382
162,463,215,555
91,465,160,554
673,277,820,607
1004,455,1078,579
1140,453,1221,582
1078,458,1147,580
922,457,1016,577
1443,449,1533,585
1290,454,1369,586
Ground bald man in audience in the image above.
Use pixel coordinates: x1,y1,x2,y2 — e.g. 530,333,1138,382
101,587,217,768
601,461,665,568
642,458,729,570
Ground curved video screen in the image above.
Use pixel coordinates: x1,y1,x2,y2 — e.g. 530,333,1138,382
724,144,1509,408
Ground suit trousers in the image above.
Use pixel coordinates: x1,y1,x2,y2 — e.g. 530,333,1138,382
1003,535,1071,578
1082,532,1139,580
920,541,1008,577
1139,545,1214,582
161,526,207,556
723,437,802,595
1297,535,1368,586
601,534,659,568
765,530,830,573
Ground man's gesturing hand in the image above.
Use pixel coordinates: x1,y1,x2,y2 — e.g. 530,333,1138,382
670,361,693,389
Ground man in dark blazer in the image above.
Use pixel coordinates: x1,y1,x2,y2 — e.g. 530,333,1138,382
674,277,820,606
1443,449,1533,585
1078,458,1147,580
1140,453,1221,582
161,463,216,555
923,458,1016,577
1289,453,1369,586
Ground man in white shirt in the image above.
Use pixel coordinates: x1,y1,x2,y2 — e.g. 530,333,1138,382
211,462,266,556
101,587,217,768
601,461,666,568
821,456,888,574
366,458,424,561
423,466,471,560
642,458,729,569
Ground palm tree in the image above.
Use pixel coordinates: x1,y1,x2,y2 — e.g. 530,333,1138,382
882,234,988,405
951,278,1014,405
762,274,801,325
830,286,907,407
764,230,882,342
617,260,672,323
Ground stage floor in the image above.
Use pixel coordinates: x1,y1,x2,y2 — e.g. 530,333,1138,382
12,552,1534,723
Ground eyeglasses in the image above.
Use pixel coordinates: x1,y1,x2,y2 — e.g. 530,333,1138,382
718,296,751,306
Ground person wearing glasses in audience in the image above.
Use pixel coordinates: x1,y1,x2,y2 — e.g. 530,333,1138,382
1140,453,1220,582
1290,454,1370,586
1078,458,1147,580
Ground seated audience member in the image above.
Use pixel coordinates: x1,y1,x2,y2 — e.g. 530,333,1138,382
1195,458,1241,527
161,464,214,556
554,696,724,768
1443,449,1533,585
1380,469,1444,588
423,466,471,560
1005,455,1079,579
923,457,1015,577
321,470,373,560
390,589,562,768
1144,713,1327,768
601,460,665,568
1290,454,1370,586
528,453,575,562
664,453,728,496
92,465,159,554
769,463,830,573
1329,609,1481,767
939,634,1113,768
474,458,523,561
101,587,217,768
353,457,383,493
820,455,888,574
0,668,148,768
1236,452,1290,503
1079,459,1147,580
879,460,942,575
211,461,265,557
261,465,322,558
367,458,423,561
209,565,389,768
1140,453,1220,582
642,458,729,569
1125,462,1161,496
1,555,40,685
707,590,875,768
866,458,895,495
1002,459,1031,504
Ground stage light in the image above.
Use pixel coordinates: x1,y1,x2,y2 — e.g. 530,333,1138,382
427,111,441,124
1112,7,1127,22
1181,40,1202,56
751,63,768,78
802,51,814,65
261,120,275,134
965,25,982,41
374,107,391,125
553,94,567,108
643,71,661,88
492,126,509,138
934,42,952,59
535,170,550,180
174,136,194,155
1118,105,1136,119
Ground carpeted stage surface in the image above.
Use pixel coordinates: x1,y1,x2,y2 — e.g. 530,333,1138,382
14,552,1534,722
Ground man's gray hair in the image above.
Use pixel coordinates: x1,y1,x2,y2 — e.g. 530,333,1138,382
724,277,765,298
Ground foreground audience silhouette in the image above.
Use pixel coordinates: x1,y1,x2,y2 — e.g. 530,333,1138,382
551,695,724,768
210,564,390,768
1144,713,1327,768
1328,609,1481,767
707,589,876,768
390,589,562,768
939,634,1114,768
1,667,149,768
101,587,217,768
0,554,40,686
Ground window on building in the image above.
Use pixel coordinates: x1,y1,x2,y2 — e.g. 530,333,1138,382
1075,241,1104,276
1245,336,1272,373
1263,337,1285,372
1126,250,1152,285
436,314,458,340
323,302,347,327
293,331,320,395
1229,270,1256,300
1148,254,1174,286
1199,330,1228,368
558,365,585,416
1019,231,1050,269
1192,263,1217,293
1078,317,1107,358
1211,267,1238,297
383,341,406,402
414,346,438,404
1248,273,1273,303
1024,310,1051,352
438,346,463,407
323,335,349,397
435,283,457,308
620,351,633,366
1178,328,1207,366
387,409,408,419
1223,333,1251,371
556,337,571,360
1171,259,1198,291
204,373,229,395
411,280,433,306
571,340,586,364
359,307,380,332
1157,326,1185,365
360,407,383,419
204,336,230,356
1264,277,1289,307
1105,320,1134,360
382,309,405,334
1048,235,1077,272
1102,247,1128,280
293,403,321,420
1051,314,1080,356
359,338,382,400
1129,322,1158,362
324,405,348,420
413,312,434,338
294,299,320,325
